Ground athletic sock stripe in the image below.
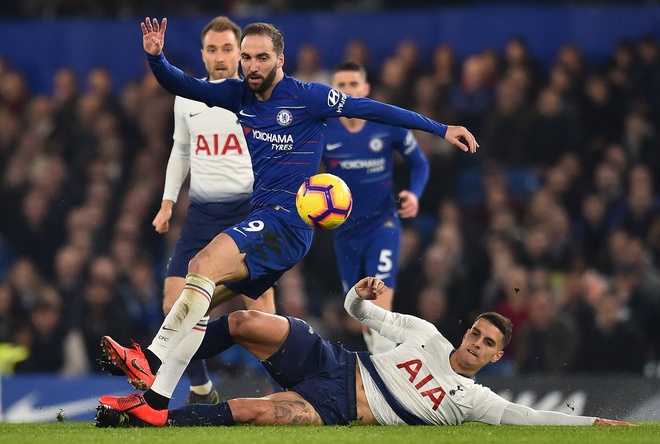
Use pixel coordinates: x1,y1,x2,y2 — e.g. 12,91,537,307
184,283,213,303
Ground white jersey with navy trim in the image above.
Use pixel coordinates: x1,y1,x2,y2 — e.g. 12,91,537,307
170,79,253,205
345,288,596,426
355,307,510,425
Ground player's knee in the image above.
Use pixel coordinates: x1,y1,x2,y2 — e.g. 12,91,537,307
188,254,204,274
228,310,264,338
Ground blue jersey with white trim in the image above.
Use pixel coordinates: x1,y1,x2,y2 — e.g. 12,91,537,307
147,53,447,228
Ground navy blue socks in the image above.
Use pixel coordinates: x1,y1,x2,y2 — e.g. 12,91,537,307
193,315,235,359
167,401,235,426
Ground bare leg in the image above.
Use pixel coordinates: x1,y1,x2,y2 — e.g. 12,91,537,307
162,276,185,314
228,310,290,359
150,233,249,362
228,391,323,425
242,287,276,313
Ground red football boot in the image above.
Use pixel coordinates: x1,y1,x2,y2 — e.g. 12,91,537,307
98,393,167,427
101,336,156,390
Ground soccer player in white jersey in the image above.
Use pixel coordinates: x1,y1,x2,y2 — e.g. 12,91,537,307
96,276,633,427
150,16,275,404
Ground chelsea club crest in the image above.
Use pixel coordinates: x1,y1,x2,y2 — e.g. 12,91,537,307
276,109,293,126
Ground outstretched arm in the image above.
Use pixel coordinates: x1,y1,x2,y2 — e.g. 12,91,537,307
499,403,635,426
339,97,479,153
140,17,239,110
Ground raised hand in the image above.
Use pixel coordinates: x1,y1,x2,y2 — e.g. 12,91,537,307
141,17,167,56
355,277,387,300
444,125,479,154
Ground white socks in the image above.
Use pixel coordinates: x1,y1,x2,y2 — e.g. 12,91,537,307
151,316,209,398
148,273,214,362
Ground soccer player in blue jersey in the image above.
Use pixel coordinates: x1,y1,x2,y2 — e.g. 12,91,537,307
323,61,429,354
150,16,275,405
99,17,478,415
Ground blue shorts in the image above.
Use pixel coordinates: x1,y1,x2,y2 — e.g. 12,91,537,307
166,199,251,278
332,216,401,292
261,316,358,425
224,207,313,299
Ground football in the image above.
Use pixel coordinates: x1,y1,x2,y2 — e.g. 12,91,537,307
296,173,353,229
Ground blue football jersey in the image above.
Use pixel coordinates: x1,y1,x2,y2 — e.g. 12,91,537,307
147,53,446,228
322,119,428,231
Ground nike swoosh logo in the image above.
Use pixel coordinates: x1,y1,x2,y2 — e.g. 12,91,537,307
161,326,178,332
375,272,391,279
5,393,99,422
326,142,343,151
131,358,152,377
189,111,204,117
239,109,256,117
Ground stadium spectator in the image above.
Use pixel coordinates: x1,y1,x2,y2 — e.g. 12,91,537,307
291,43,331,84
575,288,646,374
515,287,579,375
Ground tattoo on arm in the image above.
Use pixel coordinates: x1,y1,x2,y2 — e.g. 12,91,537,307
273,400,320,425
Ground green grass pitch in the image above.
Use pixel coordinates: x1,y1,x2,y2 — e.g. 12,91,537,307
0,422,659,444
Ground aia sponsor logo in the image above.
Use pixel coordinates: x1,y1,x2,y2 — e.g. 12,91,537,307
195,134,245,155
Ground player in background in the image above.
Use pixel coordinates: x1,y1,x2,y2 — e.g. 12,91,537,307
96,276,634,427
150,16,275,404
99,17,478,416
322,61,429,354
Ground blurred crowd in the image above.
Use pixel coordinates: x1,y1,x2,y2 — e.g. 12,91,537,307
0,28,659,380
0,1,652,19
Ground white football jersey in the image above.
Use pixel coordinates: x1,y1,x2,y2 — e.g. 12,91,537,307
360,320,511,425
171,79,253,204
347,290,510,425
346,288,596,426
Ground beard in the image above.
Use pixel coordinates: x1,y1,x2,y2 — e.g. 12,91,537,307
246,64,278,94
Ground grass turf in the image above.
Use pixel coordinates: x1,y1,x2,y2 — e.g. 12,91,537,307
0,422,658,444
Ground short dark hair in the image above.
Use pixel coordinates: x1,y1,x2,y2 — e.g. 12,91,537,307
241,23,284,55
201,16,241,47
475,312,513,349
332,60,367,80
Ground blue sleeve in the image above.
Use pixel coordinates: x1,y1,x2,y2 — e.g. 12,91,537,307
397,129,429,198
147,52,241,112
302,83,448,138
344,97,448,138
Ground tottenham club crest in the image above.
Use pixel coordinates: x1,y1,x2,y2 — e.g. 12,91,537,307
369,137,384,152
276,109,293,126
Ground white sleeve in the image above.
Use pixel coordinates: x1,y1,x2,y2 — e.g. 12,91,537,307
344,286,437,343
162,140,191,203
499,403,596,426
